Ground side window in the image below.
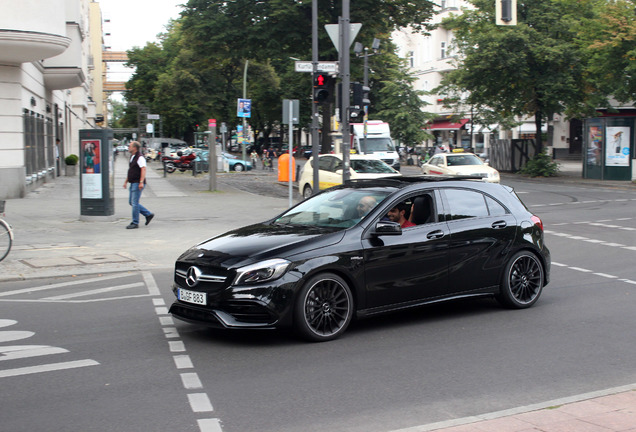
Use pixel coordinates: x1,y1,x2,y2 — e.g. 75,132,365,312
318,156,334,172
444,189,489,220
409,193,436,225
485,196,508,216
429,156,440,166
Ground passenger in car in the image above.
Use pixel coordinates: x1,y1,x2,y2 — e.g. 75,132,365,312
387,202,416,228
356,195,378,218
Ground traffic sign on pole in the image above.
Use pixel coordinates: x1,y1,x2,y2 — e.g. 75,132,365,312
294,61,339,73
325,23,361,52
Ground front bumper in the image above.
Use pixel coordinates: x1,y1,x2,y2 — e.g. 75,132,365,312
169,301,278,329
169,273,300,329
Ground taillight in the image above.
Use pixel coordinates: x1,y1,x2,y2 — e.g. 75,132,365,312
531,215,543,231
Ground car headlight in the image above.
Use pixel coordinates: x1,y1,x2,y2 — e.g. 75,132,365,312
233,258,291,285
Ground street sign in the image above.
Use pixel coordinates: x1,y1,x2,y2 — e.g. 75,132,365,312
294,61,339,73
325,23,362,52
282,99,299,124
147,114,160,120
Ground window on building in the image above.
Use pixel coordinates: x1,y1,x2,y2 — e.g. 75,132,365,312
441,42,447,59
408,51,414,68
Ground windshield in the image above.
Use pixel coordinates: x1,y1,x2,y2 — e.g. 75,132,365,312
274,188,393,228
360,137,395,152
351,159,398,174
446,154,484,166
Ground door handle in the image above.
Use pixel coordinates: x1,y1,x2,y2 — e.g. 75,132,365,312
492,220,507,229
427,230,445,239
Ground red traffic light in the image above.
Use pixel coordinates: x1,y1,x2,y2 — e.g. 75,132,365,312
316,74,325,86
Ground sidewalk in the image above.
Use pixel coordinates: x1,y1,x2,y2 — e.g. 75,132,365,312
0,155,290,282
1,156,636,431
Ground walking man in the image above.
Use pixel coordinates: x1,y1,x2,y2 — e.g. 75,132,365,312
123,141,154,229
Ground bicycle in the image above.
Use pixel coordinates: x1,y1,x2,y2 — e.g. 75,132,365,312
0,200,13,262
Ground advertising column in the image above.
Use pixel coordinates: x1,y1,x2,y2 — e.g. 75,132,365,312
79,129,115,219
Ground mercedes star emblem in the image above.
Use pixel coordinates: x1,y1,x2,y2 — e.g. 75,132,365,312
185,266,202,287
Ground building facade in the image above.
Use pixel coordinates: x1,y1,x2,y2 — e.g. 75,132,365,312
0,0,102,200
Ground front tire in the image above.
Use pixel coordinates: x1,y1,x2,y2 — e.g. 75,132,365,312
234,163,244,172
294,273,353,342
164,162,176,173
496,251,544,309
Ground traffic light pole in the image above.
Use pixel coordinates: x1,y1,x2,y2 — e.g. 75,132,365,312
311,0,319,195
340,0,351,183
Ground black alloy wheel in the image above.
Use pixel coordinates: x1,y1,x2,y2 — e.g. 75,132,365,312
295,273,353,342
497,251,544,308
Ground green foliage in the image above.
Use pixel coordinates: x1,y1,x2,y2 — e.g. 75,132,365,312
65,154,79,166
123,0,437,142
573,0,636,107
519,151,559,177
438,0,597,153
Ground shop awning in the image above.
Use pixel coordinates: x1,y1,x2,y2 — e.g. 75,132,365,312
426,119,469,131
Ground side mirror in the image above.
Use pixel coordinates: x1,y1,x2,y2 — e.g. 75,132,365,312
373,220,402,236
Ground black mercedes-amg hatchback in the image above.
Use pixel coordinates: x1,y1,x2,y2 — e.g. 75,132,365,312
170,177,550,342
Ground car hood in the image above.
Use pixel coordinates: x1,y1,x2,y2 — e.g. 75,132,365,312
178,223,346,268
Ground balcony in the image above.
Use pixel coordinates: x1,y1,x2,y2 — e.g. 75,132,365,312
42,22,86,90
0,0,70,64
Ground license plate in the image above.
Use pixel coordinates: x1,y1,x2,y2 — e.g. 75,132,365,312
178,288,206,305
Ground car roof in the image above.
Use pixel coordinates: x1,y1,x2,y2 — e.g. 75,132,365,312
343,175,499,188
442,152,481,158
315,153,382,161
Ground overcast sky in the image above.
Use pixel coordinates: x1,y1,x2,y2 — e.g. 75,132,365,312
99,0,183,51
99,0,183,90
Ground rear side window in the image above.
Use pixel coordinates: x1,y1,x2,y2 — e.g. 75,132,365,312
485,196,508,216
444,189,489,220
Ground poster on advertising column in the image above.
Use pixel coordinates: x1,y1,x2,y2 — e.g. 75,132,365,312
81,139,102,199
605,126,630,166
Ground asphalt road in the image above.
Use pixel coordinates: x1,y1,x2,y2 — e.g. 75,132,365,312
1,175,635,432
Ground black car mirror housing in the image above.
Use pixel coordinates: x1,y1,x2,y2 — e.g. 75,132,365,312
373,221,402,236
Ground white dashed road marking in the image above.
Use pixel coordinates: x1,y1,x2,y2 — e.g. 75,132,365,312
552,261,636,286
146,272,223,431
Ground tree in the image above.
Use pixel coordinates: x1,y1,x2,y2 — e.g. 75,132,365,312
438,0,594,153
125,0,438,145
574,0,636,106
372,42,434,147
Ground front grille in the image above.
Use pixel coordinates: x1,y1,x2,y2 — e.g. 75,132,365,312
174,262,233,294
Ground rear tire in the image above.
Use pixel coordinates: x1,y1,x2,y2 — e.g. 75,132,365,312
164,163,176,173
302,185,313,199
294,273,353,342
496,251,544,309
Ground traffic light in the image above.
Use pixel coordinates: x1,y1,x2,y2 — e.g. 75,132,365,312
496,0,517,25
350,82,370,122
313,74,332,104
